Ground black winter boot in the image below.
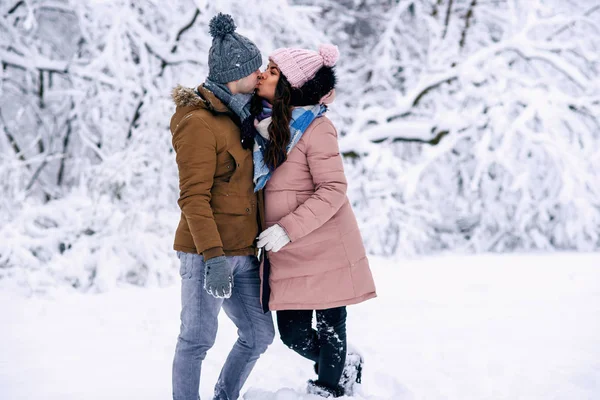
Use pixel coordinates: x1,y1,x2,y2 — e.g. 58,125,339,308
306,379,345,398
339,350,364,396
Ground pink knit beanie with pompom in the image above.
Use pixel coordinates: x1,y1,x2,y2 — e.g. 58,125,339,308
269,44,339,88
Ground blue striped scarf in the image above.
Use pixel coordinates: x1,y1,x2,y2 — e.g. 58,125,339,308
253,103,327,192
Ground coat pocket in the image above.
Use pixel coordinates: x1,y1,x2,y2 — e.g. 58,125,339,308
214,150,236,183
211,194,252,215
211,194,257,250
226,147,250,186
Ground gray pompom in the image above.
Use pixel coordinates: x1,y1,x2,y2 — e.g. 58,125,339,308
209,13,236,38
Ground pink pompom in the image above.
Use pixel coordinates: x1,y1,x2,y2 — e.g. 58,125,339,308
319,44,339,67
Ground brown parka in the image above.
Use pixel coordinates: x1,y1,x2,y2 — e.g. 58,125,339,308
170,84,258,261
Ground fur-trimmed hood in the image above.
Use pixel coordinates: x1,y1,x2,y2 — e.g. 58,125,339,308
171,85,204,108
171,84,229,113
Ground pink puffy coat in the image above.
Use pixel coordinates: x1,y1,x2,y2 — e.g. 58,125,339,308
261,116,377,311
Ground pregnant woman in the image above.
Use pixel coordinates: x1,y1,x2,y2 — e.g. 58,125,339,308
252,44,377,398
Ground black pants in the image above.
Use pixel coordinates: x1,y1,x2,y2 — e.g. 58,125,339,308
277,307,347,390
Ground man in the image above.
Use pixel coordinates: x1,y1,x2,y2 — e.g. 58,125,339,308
170,13,274,400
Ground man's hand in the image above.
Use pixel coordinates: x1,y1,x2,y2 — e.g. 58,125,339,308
203,256,233,298
257,224,291,253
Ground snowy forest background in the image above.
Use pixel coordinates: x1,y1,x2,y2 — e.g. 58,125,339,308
1,0,599,293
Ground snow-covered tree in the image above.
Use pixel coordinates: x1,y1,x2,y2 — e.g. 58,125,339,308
0,0,323,291
300,0,600,255
1,0,598,292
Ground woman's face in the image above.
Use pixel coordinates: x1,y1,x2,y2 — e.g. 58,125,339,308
256,61,280,103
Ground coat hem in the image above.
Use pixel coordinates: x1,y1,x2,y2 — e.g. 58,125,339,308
268,292,377,311
174,244,257,257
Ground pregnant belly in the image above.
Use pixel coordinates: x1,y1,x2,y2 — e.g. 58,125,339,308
265,190,311,225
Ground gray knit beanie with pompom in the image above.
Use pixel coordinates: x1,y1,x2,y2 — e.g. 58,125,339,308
207,13,262,84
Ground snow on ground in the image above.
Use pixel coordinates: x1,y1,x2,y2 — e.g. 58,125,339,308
1,253,600,400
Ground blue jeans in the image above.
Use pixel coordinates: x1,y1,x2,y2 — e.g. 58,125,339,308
172,253,275,400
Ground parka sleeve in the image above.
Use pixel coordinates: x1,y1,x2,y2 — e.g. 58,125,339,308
172,115,224,260
277,120,348,242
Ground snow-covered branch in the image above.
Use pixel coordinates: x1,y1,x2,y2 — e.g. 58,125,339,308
1,0,599,292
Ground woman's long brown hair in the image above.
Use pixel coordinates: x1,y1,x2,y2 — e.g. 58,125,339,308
263,75,292,171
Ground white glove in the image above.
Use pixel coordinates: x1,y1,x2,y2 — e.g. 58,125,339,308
257,224,291,253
